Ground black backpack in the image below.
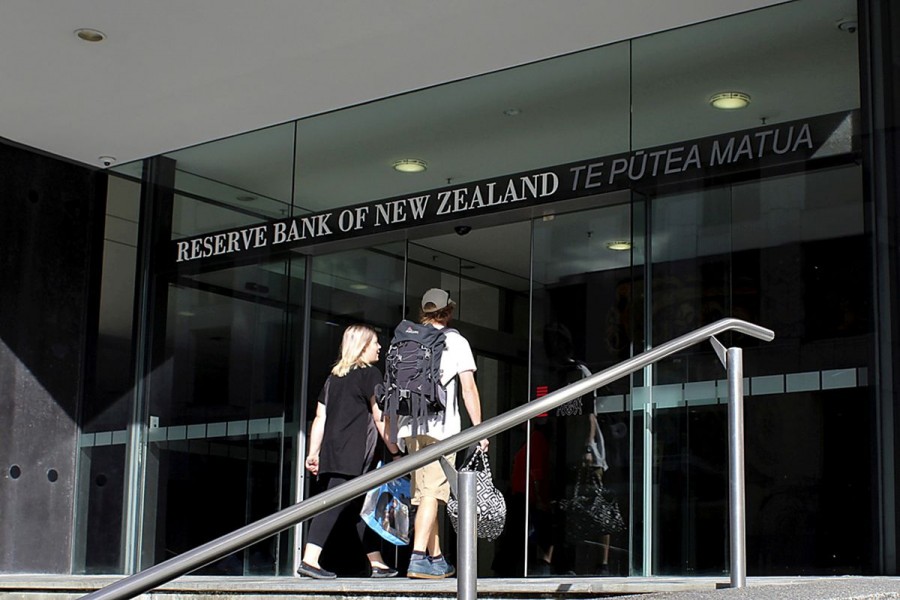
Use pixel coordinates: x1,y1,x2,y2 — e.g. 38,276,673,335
376,320,457,442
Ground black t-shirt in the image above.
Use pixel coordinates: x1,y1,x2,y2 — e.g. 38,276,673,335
318,366,382,477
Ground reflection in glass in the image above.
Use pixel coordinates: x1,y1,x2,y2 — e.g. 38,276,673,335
292,41,630,215
631,0,859,148
164,123,296,239
647,165,872,575
166,124,296,211
529,202,633,576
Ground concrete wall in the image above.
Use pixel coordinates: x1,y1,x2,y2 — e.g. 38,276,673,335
0,139,107,573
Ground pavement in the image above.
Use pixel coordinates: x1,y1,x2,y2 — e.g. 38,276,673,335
616,577,900,599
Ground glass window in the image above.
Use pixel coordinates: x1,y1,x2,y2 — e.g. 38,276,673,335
165,123,296,238
106,0,871,579
631,0,860,149
292,41,631,216
647,165,872,575
74,174,142,574
140,257,303,575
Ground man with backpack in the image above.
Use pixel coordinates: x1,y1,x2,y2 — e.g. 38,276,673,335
378,288,489,579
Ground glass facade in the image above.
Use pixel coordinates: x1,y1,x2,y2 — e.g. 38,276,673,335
645,164,870,575
141,258,304,575
77,0,884,579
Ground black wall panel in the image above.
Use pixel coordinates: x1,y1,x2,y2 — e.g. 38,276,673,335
0,140,107,573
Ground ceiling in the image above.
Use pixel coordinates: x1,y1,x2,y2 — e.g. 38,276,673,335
1,0,798,169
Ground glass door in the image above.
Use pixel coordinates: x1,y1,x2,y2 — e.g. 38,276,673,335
139,258,305,575
403,222,531,577
403,199,637,578
297,243,407,576
531,200,636,577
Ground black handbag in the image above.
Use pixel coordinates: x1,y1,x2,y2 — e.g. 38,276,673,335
447,447,507,541
559,467,625,543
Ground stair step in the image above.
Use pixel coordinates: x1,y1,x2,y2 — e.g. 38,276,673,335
0,575,715,599
2,575,898,600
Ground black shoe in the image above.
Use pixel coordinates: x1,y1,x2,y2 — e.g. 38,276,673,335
371,566,398,578
598,563,610,576
297,562,336,579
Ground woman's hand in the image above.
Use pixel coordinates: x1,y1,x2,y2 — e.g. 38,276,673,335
305,454,319,476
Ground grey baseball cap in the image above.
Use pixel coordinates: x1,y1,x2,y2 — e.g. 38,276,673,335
421,288,455,311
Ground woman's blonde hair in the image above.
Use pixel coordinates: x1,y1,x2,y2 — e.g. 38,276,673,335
332,324,377,377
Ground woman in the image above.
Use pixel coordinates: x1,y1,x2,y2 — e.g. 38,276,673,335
297,324,402,579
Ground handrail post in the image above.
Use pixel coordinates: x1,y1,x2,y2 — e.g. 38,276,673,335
457,470,478,600
727,347,747,589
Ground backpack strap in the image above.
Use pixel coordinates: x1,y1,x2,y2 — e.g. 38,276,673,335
434,327,460,424
440,328,459,425
385,386,400,443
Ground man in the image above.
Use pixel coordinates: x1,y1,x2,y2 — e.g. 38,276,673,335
396,288,489,579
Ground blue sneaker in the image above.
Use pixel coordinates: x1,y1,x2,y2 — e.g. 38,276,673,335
407,555,439,579
429,555,456,578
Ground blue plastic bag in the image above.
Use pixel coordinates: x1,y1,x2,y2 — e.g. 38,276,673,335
360,470,412,545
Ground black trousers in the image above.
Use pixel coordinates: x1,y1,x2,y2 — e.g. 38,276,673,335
307,473,381,554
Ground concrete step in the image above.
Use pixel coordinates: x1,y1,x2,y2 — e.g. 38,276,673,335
0,575,897,600
4,574,709,599
616,577,900,600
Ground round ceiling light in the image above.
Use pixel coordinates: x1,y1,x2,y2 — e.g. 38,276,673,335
606,241,632,251
75,28,107,42
710,91,751,110
392,159,427,173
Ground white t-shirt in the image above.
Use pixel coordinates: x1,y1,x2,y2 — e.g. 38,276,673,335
397,325,477,445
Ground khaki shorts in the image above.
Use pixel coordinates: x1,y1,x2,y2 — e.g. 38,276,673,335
404,435,456,505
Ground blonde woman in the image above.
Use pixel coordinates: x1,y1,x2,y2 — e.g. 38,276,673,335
298,324,401,579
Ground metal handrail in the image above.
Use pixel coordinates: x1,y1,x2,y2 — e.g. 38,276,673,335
82,317,774,600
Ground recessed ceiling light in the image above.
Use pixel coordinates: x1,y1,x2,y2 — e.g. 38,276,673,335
75,28,106,43
606,240,632,251
836,18,857,34
350,283,369,290
392,159,427,173
710,92,751,110
503,108,522,117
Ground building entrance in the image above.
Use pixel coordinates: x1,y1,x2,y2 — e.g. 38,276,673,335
76,161,876,579
342,197,640,578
